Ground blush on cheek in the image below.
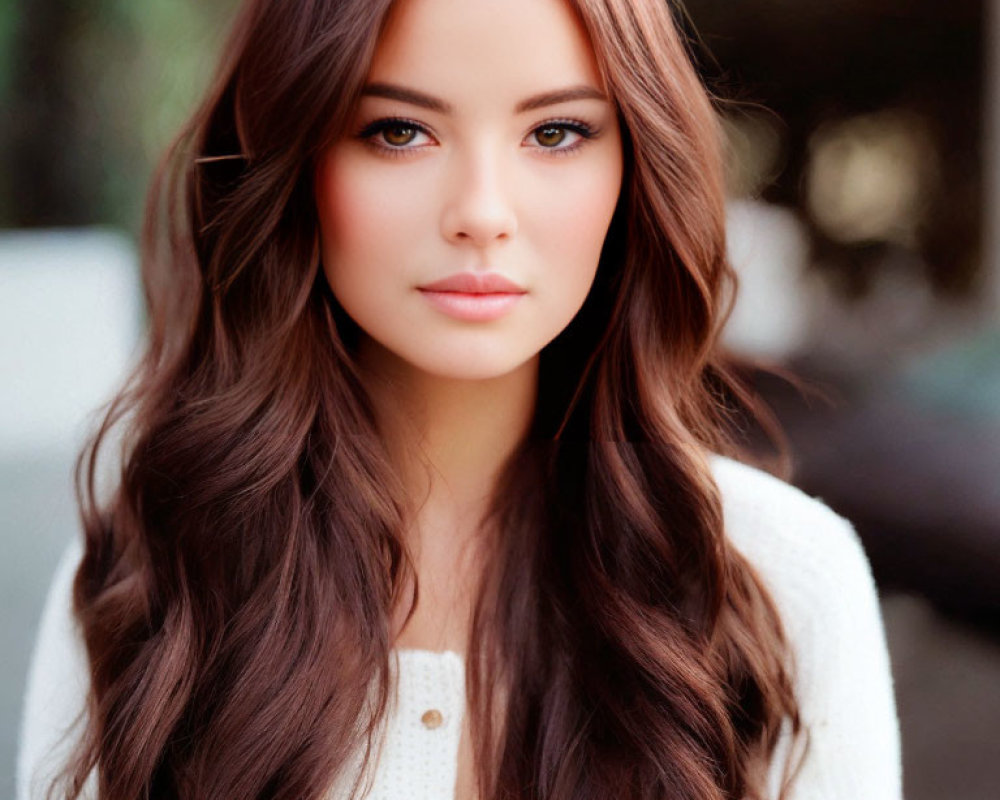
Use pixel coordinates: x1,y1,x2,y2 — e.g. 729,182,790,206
319,156,434,259
547,180,620,257
316,157,376,245
534,152,622,230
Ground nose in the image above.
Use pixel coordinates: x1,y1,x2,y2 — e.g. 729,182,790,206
440,149,518,247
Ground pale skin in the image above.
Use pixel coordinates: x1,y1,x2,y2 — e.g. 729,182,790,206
315,0,623,794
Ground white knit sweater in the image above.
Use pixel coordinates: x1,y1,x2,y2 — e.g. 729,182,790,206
17,455,903,799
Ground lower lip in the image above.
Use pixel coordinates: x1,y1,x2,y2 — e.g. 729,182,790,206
418,290,525,321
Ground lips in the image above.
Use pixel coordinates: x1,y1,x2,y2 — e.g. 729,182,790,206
417,272,526,294
416,271,526,322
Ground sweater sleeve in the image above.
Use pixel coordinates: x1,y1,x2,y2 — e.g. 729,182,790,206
711,456,903,800
17,535,96,800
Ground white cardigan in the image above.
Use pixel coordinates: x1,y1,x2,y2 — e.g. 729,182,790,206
18,455,903,799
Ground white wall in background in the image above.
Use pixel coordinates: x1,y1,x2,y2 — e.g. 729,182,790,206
0,229,142,457
723,198,812,362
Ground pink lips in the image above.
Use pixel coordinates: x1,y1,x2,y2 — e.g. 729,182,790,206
417,271,527,322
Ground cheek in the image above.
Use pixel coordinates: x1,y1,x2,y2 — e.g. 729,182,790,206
527,152,623,300
314,152,424,294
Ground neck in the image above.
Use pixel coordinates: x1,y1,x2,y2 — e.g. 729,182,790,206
357,336,537,650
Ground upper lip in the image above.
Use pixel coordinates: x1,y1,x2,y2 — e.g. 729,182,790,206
418,272,527,294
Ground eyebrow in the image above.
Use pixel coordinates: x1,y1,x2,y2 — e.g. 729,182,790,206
359,82,609,114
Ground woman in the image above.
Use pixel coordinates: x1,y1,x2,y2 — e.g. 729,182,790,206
18,0,902,798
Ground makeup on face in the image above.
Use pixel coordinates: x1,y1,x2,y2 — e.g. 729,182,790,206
416,271,528,322
314,0,624,382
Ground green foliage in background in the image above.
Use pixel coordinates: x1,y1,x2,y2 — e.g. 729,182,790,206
82,0,237,233
0,0,236,234
0,2,18,100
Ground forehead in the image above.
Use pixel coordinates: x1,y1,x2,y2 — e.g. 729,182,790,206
367,0,606,107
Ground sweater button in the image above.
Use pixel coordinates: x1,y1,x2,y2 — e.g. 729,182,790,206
420,708,444,729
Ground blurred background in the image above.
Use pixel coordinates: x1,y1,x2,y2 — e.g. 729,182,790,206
1,0,997,797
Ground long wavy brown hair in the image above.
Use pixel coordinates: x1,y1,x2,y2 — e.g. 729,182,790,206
57,0,806,798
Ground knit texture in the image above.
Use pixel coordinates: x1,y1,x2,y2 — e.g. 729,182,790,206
363,650,467,799
17,455,903,799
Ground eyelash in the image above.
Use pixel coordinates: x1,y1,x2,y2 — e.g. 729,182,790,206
355,116,599,159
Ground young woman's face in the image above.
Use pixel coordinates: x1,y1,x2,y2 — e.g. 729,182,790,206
315,0,623,381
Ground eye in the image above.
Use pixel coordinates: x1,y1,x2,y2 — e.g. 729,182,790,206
534,126,572,148
526,119,598,155
378,122,428,147
357,117,435,156
355,116,600,158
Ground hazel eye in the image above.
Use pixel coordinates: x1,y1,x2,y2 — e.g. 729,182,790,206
534,126,571,148
356,117,434,156
526,120,597,155
382,123,420,147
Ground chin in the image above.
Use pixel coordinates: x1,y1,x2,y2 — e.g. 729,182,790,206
356,326,544,384
409,353,537,382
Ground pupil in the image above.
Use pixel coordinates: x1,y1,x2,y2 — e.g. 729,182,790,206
385,125,414,145
538,127,565,147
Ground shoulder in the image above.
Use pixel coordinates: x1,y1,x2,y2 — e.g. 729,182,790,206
708,454,870,622
707,452,877,657
18,535,93,800
708,454,903,798
709,453,858,553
